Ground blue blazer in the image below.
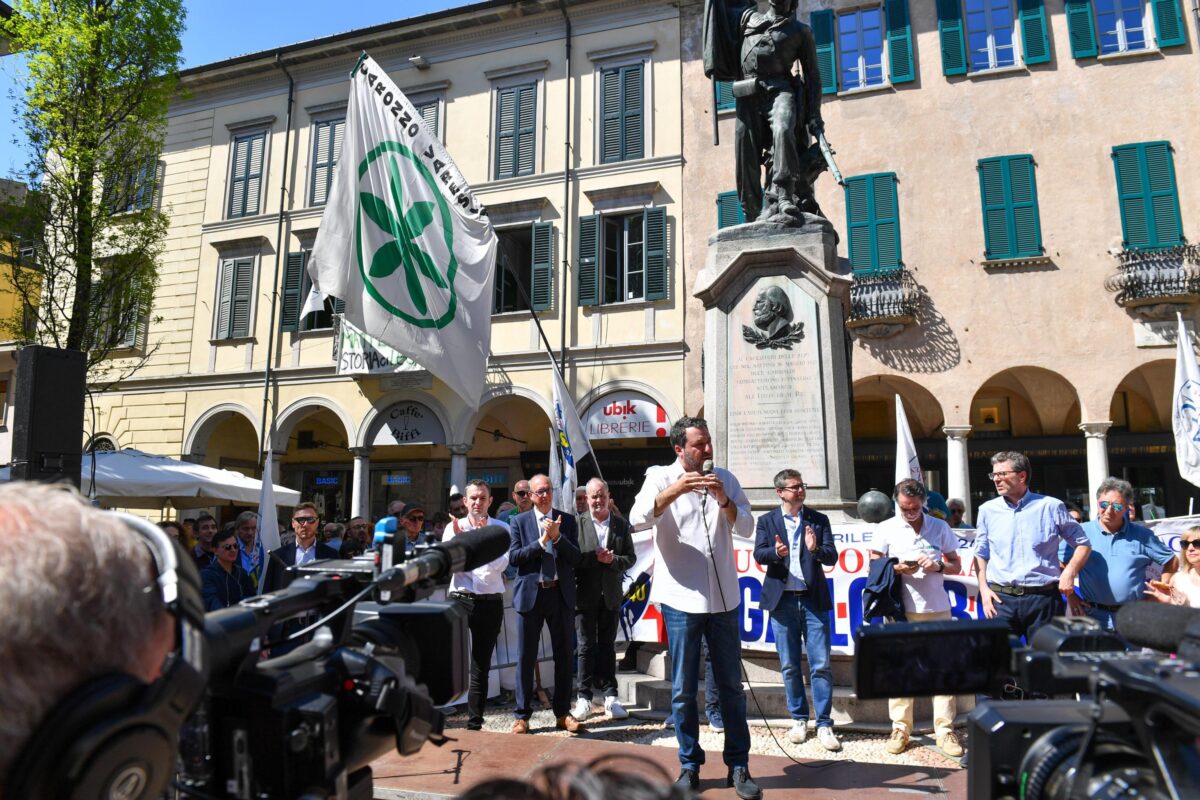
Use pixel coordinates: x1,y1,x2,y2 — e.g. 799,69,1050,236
508,507,581,613
753,506,838,613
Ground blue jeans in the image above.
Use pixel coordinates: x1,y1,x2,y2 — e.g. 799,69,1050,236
661,604,751,770
769,592,833,728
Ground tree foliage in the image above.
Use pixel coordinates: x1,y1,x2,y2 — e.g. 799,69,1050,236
0,0,184,378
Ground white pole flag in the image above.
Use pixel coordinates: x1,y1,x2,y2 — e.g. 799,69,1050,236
1173,314,1200,487
308,53,497,407
548,427,565,511
895,394,923,486
549,359,592,502
256,450,283,595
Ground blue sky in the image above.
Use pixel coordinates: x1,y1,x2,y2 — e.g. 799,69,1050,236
0,0,467,179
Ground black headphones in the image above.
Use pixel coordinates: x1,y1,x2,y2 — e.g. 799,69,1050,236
6,513,209,799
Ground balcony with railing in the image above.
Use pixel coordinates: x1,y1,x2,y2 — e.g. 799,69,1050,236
1103,244,1200,319
846,267,920,338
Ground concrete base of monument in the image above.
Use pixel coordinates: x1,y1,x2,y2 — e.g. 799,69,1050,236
695,221,858,515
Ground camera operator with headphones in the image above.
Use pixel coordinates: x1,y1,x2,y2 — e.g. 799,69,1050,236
0,481,207,799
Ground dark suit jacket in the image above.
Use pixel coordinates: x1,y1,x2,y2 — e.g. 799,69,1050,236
575,513,636,611
508,507,581,613
753,506,838,613
262,541,340,593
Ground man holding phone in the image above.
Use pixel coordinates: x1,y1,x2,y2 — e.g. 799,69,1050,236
868,478,963,758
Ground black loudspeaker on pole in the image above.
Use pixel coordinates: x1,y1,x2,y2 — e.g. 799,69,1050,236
11,345,86,488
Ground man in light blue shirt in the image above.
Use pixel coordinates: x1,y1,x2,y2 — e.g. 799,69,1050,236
974,451,1091,642
1062,477,1175,632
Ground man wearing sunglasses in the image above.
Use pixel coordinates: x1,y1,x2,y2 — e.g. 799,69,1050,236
503,480,534,524
263,502,339,592
974,452,1091,642
398,502,438,552
1061,477,1176,632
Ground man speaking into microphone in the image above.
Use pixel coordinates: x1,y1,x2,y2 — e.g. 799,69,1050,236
630,416,761,799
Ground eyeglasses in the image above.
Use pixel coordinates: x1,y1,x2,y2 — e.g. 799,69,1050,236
293,516,317,525
778,484,806,493
988,470,1019,480
1098,500,1126,512
514,490,530,497
1184,540,1200,550
532,488,552,496
218,543,239,552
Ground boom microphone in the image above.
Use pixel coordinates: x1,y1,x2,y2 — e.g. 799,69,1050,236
702,459,714,475
1115,601,1200,658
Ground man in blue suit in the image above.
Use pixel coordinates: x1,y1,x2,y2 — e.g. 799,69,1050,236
508,473,584,734
753,468,841,751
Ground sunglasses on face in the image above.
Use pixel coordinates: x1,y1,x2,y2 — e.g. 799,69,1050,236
293,516,317,525
1098,500,1125,512
218,543,239,552
514,490,530,497
1183,540,1200,550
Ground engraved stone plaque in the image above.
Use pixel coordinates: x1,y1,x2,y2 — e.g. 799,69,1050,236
725,276,827,489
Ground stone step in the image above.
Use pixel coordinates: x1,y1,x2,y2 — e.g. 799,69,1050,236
631,643,858,685
613,671,975,729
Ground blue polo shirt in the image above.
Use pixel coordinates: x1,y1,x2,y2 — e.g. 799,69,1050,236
1061,519,1174,605
974,490,1090,586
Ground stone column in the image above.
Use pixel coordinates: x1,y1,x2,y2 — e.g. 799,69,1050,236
448,444,471,495
1079,422,1113,517
350,447,374,519
943,426,972,524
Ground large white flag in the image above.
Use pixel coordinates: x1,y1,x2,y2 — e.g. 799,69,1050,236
895,394,923,486
550,360,592,502
1173,314,1200,487
307,53,497,406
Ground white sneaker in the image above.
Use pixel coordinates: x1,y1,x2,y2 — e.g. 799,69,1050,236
787,720,808,744
817,726,842,752
604,696,629,719
571,696,592,721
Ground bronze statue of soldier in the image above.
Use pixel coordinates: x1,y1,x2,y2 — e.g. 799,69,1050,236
705,0,830,225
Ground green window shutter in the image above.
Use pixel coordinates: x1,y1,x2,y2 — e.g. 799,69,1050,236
230,257,254,338
1144,142,1183,247
873,173,901,271
577,214,601,307
601,64,644,163
416,99,440,137
643,206,667,301
601,68,622,163
516,85,536,176
714,80,735,111
1112,142,1182,250
280,251,305,332
310,119,343,205
530,221,554,311
845,176,873,273
936,0,968,76
228,131,265,218
622,64,644,160
216,258,234,338
1065,0,1098,58
1113,145,1150,248
716,190,745,229
1153,0,1186,48
979,158,1011,258
811,10,838,95
1017,0,1051,65
885,0,915,84
1008,155,1042,257
495,85,535,179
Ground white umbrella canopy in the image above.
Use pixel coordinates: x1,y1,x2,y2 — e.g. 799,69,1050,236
58,448,301,509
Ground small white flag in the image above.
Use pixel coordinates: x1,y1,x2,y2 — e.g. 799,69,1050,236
1173,314,1200,487
308,53,497,407
895,394,923,486
256,450,283,594
548,426,565,511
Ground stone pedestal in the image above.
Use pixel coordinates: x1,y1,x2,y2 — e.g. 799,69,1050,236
694,220,857,518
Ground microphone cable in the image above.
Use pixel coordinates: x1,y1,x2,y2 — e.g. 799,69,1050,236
697,466,848,771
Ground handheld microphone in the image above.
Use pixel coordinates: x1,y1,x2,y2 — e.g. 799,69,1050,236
1115,601,1200,659
702,459,714,475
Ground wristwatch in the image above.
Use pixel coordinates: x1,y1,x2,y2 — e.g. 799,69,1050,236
719,498,732,509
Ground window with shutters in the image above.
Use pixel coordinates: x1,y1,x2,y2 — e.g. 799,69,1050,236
99,280,149,351
1095,0,1149,52
494,226,533,314
599,63,644,163
494,83,537,180
965,0,1016,70
309,118,344,207
1112,141,1184,251
214,256,256,339
716,191,746,229
940,0,1050,73
577,207,667,306
714,81,735,112
1067,0,1183,57
978,155,1042,260
838,8,887,90
813,2,913,94
280,250,344,332
105,157,162,214
413,98,440,139
844,173,902,275
227,130,267,218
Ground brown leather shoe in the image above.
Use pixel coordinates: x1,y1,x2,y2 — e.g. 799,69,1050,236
556,714,584,733
511,718,530,734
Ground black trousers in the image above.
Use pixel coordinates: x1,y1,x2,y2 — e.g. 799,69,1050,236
453,593,505,729
993,590,1064,644
515,587,574,718
576,604,619,700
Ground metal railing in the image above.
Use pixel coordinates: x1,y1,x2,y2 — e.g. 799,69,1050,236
1104,244,1200,307
848,267,919,323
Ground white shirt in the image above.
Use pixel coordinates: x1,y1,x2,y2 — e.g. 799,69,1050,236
592,513,610,550
443,515,511,595
630,460,753,614
294,540,318,567
781,506,806,592
872,513,960,613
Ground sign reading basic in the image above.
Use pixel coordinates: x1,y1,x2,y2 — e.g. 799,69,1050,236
583,392,669,440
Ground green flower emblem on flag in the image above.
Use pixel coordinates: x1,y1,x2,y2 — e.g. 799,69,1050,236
355,141,458,328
